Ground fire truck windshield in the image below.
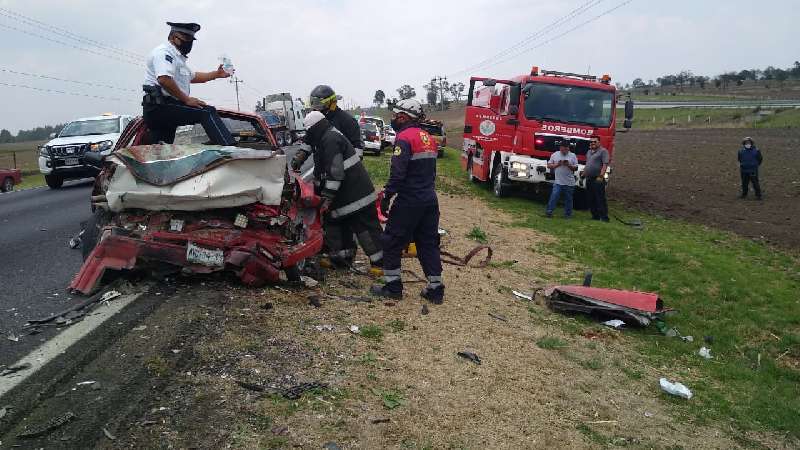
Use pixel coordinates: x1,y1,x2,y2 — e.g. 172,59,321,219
523,83,614,128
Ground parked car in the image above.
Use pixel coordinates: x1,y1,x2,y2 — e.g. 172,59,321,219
383,126,396,146
360,116,390,147
0,167,22,192
360,122,383,155
38,114,133,189
419,120,447,157
69,110,323,295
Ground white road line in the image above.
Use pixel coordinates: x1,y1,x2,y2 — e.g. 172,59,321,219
0,292,142,398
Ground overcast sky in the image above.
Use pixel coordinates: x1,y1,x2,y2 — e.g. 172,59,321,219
0,0,797,133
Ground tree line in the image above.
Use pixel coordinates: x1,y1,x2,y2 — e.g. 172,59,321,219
625,61,800,92
0,124,65,144
372,79,467,110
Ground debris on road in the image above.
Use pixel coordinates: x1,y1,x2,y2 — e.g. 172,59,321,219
421,304,429,315
100,290,122,303
132,325,147,332
659,378,693,399
76,380,97,386
68,229,84,249
1,362,32,376
103,427,117,441
349,325,360,334
371,417,390,424
602,319,626,329
17,411,76,439
544,285,668,326
0,406,8,419
457,351,482,365
488,312,508,322
513,290,533,301
301,276,319,288
698,347,713,359
314,324,334,332
6,332,19,342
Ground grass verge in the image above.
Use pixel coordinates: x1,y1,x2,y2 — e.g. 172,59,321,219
364,148,800,438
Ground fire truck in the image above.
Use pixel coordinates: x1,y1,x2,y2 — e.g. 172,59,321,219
461,66,633,197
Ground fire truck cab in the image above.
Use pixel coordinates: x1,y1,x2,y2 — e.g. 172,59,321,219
461,67,633,197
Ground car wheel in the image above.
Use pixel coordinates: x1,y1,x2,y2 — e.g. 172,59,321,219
45,174,64,189
1,177,13,192
82,208,111,260
492,163,510,198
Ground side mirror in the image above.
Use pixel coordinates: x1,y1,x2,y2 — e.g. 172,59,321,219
49,132,56,139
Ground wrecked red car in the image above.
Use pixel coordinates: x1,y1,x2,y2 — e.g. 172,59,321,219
69,110,324,295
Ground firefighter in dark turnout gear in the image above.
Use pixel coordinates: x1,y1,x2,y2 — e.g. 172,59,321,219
301,111,383,272
370,99,444,303
308,85,364,155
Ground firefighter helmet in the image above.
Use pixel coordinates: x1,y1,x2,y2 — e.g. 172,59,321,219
390,98,425,119
309,85,341,111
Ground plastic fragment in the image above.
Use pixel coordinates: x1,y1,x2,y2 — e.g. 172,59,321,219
659,378,692,399
512,290,533,301
698,347,713,359
603,319,625,329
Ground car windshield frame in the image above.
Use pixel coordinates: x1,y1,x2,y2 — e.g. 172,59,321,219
361,123,379,132
59,118,120,137
523,82,614,128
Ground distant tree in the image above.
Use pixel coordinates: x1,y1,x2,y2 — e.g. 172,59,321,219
0,129,13,143
449,82,465,102
423,79,439,105
647,79,655,87
396,85,416,100
791,61,800,78
373,90,386,107
631,78,645,89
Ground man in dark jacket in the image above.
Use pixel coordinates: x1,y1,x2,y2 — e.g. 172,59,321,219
370,99,444,304
738,137,763,200
300,111,383,273
309,85,364,156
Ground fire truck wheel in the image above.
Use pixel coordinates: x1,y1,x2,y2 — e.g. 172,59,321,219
492,164,510,198
82,208,111,260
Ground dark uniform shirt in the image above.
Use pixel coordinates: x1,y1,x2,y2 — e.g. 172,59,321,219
324,107,363,149
385,123,438,206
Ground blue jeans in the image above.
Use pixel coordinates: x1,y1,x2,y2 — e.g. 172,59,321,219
546,184,574,217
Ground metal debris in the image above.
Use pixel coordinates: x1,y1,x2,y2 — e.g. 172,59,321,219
488,313,508,322
103,427,116,440
17,411,76,439
68,229,84,249
512,290,533,301
6,333,19,342
457,351,482,365
602,319,625,329
1,362,31,377
76,381,96,386
100,290,122,303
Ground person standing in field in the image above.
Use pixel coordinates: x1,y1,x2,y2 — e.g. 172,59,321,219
545,140,579,218
584,136,610,222
738,137,763,200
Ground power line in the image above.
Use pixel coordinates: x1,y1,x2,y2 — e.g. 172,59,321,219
449,0,605,77
0,67,139,92
0,7,144,60
0,81,133,102
477,0,633,72
0,21,141,66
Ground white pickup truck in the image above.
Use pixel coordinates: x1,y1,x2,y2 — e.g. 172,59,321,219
38,114,133,189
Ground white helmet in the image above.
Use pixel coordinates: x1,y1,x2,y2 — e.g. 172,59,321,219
390,98,424,119
303,110,326,129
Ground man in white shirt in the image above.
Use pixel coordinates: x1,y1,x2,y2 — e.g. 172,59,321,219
142,22,235,146
545,140,579,218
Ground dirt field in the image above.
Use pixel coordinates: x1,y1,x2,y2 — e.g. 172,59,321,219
612,128,800,249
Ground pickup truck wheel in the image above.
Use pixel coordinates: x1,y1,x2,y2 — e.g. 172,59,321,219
82,209,110,260
492,164,510,198
45,174,64,189
1,177,13,192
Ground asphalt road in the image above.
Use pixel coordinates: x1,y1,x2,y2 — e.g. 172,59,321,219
0,180,93,365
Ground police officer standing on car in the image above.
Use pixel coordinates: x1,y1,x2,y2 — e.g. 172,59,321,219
142,22,236,146
300,111,384,274
370,99,444,304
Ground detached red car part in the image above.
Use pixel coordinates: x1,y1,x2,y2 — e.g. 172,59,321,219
545,285,668,326
69,112,324,295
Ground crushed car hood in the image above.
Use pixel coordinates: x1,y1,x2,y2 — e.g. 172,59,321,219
105,144,286,212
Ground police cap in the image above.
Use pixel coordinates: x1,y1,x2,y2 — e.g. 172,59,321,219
167,22,201,40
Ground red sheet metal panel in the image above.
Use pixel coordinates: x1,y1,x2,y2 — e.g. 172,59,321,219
554,286,663,313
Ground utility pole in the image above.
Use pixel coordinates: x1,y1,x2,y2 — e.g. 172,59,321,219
229,76,244,111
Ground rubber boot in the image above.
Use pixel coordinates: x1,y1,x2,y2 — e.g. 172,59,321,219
369,280,403,300
420,285,445,305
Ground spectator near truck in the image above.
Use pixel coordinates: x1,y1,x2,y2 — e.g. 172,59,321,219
461,67,633,198
38,113,133,189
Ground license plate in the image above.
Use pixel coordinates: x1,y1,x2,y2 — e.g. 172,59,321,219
64,157,79,166
186,242,224,267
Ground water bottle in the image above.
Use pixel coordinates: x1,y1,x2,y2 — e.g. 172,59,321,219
220,54,234,75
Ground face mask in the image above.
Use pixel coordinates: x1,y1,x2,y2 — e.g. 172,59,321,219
744,144,752,149
391,116,407,131
174,38,193,55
